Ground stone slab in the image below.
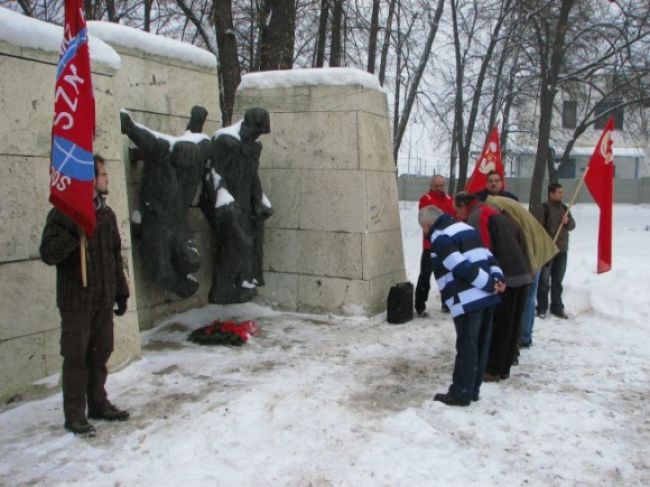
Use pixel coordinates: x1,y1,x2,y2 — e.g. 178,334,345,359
358,111,395,171
265,229,362,279
297,274,369,313
258,168,301,230
0,333,46,395
252,111,359,171
364,170,402,233
298,169,366,232
255,271,298,310
235,84,388,117
0,260,58,340
0,155,41,261
362,229,406,281
114,55,219,118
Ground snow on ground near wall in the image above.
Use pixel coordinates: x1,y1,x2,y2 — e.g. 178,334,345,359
0,7,121,70
238,67,383,91
1,203,649,486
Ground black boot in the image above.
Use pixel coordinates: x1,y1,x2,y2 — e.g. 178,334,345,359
64,419,96,437
89,401,130,421
433,392,470,406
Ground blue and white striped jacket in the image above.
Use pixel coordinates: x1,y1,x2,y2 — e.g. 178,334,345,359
427,214,504,318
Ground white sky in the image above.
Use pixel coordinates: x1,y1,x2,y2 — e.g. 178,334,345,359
1,203,649,486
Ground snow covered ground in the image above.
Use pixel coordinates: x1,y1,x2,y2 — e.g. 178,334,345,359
1,202,649,486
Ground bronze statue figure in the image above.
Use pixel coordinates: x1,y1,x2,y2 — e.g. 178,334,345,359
121,106,211,298
200,107,273,303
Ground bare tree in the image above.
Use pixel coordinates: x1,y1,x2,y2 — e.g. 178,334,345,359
367,0,380,73
329,0,344,66
214,0,241,125
259,0,296,70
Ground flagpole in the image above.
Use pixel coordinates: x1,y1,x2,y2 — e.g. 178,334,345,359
80,233,88,287
553,166,589,243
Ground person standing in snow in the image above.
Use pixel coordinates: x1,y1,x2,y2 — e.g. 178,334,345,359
418,205,505,406
40,155,130,436
415,175,455,316
532,182,576,319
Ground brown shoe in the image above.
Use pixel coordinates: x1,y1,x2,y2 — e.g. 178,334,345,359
483,373,501,382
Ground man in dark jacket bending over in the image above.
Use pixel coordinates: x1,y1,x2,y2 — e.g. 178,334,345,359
418,205,505,406
40,155,130,436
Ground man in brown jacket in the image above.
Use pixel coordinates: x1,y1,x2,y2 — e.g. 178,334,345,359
40,155,130,436
533,182,576,319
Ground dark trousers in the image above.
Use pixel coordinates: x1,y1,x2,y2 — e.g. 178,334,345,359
486,285,528,377
537,251,568,314
415,250,433,312
59,308,114,422
449,307,494,401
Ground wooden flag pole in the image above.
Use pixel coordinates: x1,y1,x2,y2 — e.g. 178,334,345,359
80,233,88,287
553,166,589,243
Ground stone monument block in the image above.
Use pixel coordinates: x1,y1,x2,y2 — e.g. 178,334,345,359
233,68,406,314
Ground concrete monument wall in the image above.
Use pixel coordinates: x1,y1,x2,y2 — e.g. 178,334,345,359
234,70,407,314
0,37,140,401
0,15,220,400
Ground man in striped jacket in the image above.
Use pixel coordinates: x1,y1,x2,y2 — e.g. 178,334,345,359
418,205,505,406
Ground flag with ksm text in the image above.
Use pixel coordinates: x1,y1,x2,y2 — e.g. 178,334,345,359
49,0,96,236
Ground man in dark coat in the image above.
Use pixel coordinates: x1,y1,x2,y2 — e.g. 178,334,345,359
532,182,576,319
40,155,130,436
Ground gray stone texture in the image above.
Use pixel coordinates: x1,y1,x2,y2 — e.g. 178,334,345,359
234,75,406,314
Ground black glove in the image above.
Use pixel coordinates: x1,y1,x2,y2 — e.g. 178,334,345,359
114,296,128,316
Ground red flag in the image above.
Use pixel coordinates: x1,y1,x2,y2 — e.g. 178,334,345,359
49,0,96,236
584,116,615,273
465,126,505,194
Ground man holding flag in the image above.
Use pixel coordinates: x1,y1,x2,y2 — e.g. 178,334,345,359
39,0,130,437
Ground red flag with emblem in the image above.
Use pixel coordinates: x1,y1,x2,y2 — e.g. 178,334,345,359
49,0,96,236
584,117,615,273
465,126,505,194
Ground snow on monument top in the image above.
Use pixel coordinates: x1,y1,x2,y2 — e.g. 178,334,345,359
0,7,121,69
238,68,382,92
88,21,217,69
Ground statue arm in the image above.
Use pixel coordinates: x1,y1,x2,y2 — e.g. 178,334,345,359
120,110,159,155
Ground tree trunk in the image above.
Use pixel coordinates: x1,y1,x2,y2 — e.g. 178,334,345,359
367,0,381,73
378,0,397,85
214,0,242,126
329,0,344,67
84,0,93,20
260,0,297,70
314,0,329,67
17,0,33,17
144,0,152,31
529,0,576,207
457,0,511,190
